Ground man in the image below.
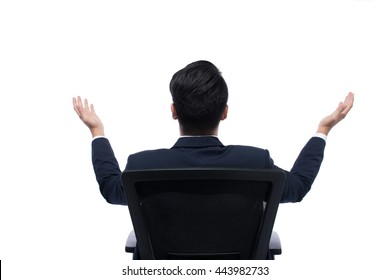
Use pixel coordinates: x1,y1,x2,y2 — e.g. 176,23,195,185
73,60,354,205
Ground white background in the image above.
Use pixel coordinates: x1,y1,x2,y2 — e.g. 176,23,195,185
1,0,389,279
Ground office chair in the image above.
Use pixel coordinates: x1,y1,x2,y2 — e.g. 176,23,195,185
121,168,285,260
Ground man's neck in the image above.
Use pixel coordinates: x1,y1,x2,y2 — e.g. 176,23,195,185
179,127,219,137
180,135,218,138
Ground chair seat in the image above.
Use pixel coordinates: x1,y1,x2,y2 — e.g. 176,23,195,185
125,230,282,258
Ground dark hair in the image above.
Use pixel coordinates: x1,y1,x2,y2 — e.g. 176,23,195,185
169,60,228,135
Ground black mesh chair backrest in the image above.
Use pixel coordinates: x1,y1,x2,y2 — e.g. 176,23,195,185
121,169,285,260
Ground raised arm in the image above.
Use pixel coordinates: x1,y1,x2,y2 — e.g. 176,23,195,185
73,96,126,205
280,92,355,202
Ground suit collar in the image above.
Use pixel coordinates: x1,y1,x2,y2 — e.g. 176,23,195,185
172,136,224,148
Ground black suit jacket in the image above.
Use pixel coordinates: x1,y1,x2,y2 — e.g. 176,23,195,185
91,136,325,205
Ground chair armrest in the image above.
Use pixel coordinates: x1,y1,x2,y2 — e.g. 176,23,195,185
125,230,136,253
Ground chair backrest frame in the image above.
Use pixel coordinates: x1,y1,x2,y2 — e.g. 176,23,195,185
121,168,285,260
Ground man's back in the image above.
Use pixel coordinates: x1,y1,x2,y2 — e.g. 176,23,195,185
127,137,272,170
92,135,326,205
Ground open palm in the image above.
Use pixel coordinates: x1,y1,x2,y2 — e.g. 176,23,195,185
73,96,104,137
318,92,354,135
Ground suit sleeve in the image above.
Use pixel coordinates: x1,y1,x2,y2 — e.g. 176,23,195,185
91,138,127,205
276,137,326,203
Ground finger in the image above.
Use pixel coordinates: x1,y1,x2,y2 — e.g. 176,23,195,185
341,92,354,115
75,96,84,112
343,92,354,106
72,97,77,109
334,102,346,116
326,102,346,125
73,96,81,107
77,96,82,107
73,97,81,116
84,98,90,112
90,103,96,114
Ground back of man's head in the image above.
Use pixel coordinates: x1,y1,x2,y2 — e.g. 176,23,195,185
170,60,229,135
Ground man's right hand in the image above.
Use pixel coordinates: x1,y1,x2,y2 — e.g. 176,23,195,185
73,96,105,138
317,92,354,136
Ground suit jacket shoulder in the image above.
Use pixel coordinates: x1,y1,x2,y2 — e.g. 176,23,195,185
125,137,273,170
